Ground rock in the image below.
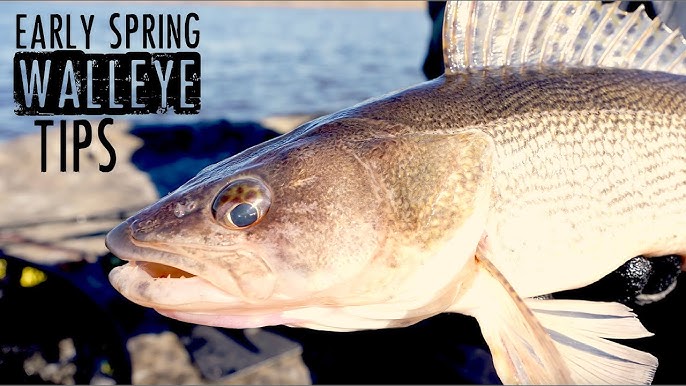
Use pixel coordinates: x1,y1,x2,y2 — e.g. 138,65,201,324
221,349,310,385
0,120,158,265
127,332,202,385
183,326,310,384
22,338,78,385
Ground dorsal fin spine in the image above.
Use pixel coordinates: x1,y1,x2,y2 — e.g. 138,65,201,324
445,1,476,70
580,1,621,65
483,2,498,68
597,5,641,66
560,2,594,63
464,1,476,68
539,2,564,66
628,17,662,68
521,3,546,65
443,1,686,75
504,2,526,67
643,27,681,70
668,45,686,72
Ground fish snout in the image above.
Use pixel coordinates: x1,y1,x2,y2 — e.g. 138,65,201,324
105,219,133,254
107,214,169,245
105,192,278,302
124,195,204,243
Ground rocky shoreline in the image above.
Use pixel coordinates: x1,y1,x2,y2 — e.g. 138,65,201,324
0,115,316,385
2,114,686,385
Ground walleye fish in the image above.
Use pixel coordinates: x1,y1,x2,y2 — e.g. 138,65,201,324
106,1,686,384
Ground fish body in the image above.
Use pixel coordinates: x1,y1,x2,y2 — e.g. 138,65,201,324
359,66,686,298
106,1,686,384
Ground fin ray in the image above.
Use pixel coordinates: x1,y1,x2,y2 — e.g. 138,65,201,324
503,2,525,66
597,4,642,65
453,235,658,384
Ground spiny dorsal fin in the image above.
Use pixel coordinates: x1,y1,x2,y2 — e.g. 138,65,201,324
443,1,686,75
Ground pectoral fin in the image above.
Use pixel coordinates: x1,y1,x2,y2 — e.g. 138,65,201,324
527,298,657,384
452,250,657,384
452,254,573,384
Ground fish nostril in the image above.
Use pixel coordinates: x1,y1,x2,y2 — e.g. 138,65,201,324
130,218,161,238
173,199,198,218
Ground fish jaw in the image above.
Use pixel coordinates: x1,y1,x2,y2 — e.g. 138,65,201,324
109,263,300,329
105,225,298,328
106,220,277,312
106,217,403,330
109,262,238,311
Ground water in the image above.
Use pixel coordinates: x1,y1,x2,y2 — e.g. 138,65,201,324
0,3,430,141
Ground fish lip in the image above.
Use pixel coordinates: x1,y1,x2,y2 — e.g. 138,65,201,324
105,220,203,277
107,262,295,320
108,264,229,309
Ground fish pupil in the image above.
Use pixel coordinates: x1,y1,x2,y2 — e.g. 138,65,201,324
230,203,259,227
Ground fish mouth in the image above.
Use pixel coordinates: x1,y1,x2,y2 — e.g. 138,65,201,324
106,221,249,312
105,221,325,329
131,261,195,279
105,221,203,282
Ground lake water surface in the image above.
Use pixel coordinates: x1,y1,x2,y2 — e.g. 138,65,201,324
0,3,430,141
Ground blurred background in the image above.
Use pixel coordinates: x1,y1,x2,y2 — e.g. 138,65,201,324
0,1,428,141
0,1,450,384
2,1,686,385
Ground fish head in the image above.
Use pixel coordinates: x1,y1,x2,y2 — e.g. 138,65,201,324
107,118,494,330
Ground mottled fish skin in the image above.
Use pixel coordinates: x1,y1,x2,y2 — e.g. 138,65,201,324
337,66,686,297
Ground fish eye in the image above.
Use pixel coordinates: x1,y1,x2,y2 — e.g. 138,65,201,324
212,178,271,229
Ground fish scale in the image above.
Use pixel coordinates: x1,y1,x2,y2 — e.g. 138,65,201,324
482,105,686,298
